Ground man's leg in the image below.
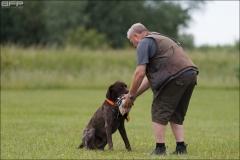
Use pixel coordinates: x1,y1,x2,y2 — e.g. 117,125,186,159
170,122,184,142
152,122,167,143
151,73,197,155
150,122,167,155
170,118,188,155
150,76,190,155
169,73,197,154
170,122,187,154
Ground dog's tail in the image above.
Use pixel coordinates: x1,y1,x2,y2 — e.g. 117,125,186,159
77,143,84,149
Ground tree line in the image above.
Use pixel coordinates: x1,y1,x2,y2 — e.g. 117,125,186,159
1,1,206,49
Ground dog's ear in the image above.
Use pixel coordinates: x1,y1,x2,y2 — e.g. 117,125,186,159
106,84,118,101
106,84,113,99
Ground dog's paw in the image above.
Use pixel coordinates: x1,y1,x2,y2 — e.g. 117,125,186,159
127,146,132,151
77,143,84,149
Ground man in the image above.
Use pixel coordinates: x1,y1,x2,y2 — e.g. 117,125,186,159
124,23,198,155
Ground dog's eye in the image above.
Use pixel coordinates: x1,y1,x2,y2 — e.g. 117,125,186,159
122,85,127,88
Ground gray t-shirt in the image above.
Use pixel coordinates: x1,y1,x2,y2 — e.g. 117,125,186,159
136,38,157,66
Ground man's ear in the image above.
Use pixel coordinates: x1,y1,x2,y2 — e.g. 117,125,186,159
134,33,138,39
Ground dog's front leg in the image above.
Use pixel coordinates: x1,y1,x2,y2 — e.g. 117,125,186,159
105,120,114,150
118,122,132,151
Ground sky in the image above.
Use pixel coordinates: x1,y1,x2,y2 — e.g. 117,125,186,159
184,1,239,46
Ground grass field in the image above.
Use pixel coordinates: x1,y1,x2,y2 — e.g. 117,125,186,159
1,88,239,159
1,45,239,89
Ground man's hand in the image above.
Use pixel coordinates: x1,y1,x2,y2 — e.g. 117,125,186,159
123,94,135,108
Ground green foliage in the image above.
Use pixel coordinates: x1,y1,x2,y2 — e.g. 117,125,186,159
196,41,239,53
65,26,109,49
1,1,47,46
1,89,239,159
178,33,195,49
1,45,239,90
42,1,87,46
233,40,240,51
0,45,136,89
1,1,205,48
142,1,189,38
81,1,143,48
82,1,205,48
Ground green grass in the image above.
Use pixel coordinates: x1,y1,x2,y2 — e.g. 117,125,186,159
1,88,239,159
1,45,239,89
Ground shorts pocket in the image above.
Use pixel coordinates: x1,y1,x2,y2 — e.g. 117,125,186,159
175,79,189,86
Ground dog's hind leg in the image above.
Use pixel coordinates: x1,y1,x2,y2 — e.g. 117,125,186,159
78,128,96,150
95,136,107,150
85,128,96,150
77,129,87,149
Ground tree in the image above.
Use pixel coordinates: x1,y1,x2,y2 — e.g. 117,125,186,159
82,0,206,48
82,1,145,48
1,1,86,47
1,1,206,48
42,1,87,46
1,1,46,46
178,33,195,49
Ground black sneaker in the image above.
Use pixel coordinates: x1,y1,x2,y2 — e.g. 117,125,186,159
170,144,188,155
150,146,167,156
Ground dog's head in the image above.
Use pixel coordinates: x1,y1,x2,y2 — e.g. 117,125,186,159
106,81,129,102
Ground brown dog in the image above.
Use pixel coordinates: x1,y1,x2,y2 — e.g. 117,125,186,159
78,81,132,151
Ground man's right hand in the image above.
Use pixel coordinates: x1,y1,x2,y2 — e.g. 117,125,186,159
123,94,134,108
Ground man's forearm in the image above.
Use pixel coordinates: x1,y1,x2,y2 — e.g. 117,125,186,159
129,70,145,96
136,77,150,98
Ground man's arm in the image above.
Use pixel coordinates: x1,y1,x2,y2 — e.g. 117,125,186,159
135,76,150,98
128,64,146,96
124,64,148,107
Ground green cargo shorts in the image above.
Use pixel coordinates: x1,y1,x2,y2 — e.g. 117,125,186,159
151,73,197,125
